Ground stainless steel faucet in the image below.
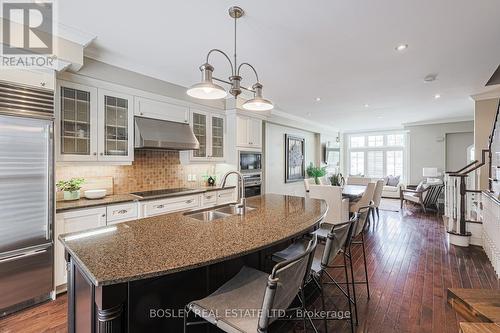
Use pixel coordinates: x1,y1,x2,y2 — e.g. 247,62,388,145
221,170,246,210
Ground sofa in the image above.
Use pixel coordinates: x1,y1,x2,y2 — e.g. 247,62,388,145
347,176,405,199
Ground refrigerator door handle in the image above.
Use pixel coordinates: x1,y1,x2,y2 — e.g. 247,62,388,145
0,249,48,264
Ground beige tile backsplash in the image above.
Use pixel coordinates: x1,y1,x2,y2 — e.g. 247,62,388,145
56,150,223,194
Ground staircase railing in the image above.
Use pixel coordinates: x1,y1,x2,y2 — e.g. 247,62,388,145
444,149,488,238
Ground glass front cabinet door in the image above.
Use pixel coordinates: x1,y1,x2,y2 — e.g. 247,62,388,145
210,114,224,160
191,111,208,159
57,81,134,163
57,81,98,161
190,110,225,161
97,89,134,162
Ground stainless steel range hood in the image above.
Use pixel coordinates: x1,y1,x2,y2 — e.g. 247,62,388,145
134,116,199,150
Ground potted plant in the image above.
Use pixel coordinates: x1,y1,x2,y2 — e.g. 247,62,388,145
56,178,85,201
306,163,327,185
330,172,345,186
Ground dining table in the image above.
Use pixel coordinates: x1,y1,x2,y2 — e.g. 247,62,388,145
342,184,366,199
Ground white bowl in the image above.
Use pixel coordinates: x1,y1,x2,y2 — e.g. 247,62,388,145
84,189,107,199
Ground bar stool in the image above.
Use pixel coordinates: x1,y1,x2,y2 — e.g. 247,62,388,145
272,214,361,333
183,235,318,333
347,203,375,322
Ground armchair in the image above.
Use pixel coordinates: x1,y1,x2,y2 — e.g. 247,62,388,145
400,182,444,213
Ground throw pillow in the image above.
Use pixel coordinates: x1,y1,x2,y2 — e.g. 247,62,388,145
387,175,400,187
416,180,428,192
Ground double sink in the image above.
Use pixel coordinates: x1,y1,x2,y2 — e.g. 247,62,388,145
184,204,256,222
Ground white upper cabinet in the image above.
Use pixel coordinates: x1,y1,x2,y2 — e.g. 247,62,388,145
236,115,262,148
56,81,134,163
134,97,188,123
97,89,134,162
188,109,225,162
56,80,98,162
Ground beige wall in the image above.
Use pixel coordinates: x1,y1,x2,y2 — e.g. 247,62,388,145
474,97,499,189
404,121,474,184
264,123,318,197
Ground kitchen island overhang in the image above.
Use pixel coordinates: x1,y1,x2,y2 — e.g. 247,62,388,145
60,194,327,332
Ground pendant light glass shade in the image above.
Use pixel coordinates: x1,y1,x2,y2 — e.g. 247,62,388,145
242,83,273,111
187,63,227,100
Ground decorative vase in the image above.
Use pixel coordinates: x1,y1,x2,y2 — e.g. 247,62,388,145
314,177,320,185
64,190,80,201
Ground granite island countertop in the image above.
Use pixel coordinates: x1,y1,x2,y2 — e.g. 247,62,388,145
59,194,327,286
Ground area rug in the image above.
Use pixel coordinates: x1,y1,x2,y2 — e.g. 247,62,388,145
379,198,400,212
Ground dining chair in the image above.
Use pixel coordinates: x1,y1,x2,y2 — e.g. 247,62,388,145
184,235,318,333
309,184,349,225
346,176,371,186
371,179,385,220
349,182,376,214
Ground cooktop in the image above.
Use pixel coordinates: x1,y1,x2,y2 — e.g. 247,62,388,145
130,188,199,199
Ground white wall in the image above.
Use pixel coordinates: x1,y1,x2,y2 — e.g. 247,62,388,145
404,121,474,184
264,123,318,197
70,57,225,110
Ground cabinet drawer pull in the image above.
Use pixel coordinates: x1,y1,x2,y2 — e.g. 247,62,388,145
154,204,165,209
205,195,213,199
186,199,193,204
115,209,128,215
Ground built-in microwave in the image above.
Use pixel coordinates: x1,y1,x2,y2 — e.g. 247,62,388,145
239,151,262,173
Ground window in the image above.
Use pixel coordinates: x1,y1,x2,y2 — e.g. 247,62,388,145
346,132,405,179
367,151,384,177
350,136,365,148
387,134,404,146
350,152,364,175
367,135,383,147
386,151,403,177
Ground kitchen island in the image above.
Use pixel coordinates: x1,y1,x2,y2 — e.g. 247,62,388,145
59,194,327,332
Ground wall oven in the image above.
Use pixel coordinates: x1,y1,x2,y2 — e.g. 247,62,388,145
243,173,262,198
239,151,262,173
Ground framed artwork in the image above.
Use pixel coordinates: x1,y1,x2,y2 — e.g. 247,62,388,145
285,134,305,183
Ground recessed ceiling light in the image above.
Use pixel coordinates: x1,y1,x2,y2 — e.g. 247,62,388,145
395,43,408,51
315,97,321,102
434,94,441,99
364,104,370,108
424,74,438,83
307,112,312,117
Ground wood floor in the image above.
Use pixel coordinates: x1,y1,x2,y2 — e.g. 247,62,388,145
0,200,498,333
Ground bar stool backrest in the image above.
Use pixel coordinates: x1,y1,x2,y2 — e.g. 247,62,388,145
258,235,318,330
321,215,358,268
354,205,373,237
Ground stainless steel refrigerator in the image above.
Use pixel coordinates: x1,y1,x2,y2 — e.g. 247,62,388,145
0,81,54,317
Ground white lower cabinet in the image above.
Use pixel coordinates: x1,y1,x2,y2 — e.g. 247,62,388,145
201,191,217,208
107,202,139,224
141,194,200,217
217,189,237,205
54,207,107,291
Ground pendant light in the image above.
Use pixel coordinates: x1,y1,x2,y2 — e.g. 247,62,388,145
187,6,273,111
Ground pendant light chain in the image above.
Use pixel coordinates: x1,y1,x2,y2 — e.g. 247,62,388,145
234,15,237,71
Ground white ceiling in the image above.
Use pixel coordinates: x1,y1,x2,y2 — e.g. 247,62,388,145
57,0,500,131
